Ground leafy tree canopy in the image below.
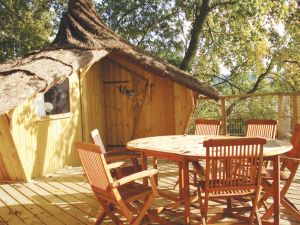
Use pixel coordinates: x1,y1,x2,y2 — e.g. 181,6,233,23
0,0,299,94
96,0,300,94
0,0,67,62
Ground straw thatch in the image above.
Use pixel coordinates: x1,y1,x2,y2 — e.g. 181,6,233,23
0,0,218,115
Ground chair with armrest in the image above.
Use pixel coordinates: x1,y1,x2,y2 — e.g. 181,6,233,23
91,129,140,177
245,119,278,139
196,137,266,225
75,142,159,225
258,124,300,222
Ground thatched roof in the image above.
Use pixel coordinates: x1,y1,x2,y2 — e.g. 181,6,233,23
0,0,218,115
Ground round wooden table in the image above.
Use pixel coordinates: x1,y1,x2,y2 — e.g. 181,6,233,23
127,135,292,225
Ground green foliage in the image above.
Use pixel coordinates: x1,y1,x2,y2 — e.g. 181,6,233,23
96,0,187,66
0,0,299,94
0,0,67,62
96,0,299,93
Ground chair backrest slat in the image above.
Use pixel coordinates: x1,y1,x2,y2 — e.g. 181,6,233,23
91,129,107,153
203,137,265,192
246,119,278,139
195,118,221,136
75,142,113,195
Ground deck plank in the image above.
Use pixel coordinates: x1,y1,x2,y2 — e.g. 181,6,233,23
0,160,299,225
1,184,65,225
0,198,26,225
0,187,44,224
24,182,92,225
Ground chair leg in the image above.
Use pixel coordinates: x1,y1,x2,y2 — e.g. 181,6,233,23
131,194,155,225
152,157,158,185
255,210,262,225
281,197,300,221
95,209,106,225
131,158,140,172
99,200,123,224
197,187,207,225
258,179,272,210
249,186,261,224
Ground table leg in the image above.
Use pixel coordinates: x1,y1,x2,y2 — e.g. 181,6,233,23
153,156,158,185
141,153,148,185
182,160,191,225
178,163,183,197
273,155,280,225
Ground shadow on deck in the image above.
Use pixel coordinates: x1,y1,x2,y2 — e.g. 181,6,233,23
0,159,299,224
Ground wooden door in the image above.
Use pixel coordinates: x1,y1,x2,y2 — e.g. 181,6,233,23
102,59,149,147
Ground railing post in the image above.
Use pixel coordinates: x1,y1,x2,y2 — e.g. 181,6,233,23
221,97,227,135
292,95,298,130
278,94,284,140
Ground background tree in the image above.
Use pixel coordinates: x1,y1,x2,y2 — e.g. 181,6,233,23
1,0,299,94
0,0,67,62
96,0,300,94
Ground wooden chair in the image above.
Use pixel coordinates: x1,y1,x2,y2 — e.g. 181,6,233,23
246,119,278,169
75,141,159,225
246,119,278,139
194,118,222,135
91,129,140,177
258,124,300,222
173,119,222,189
196,137,266,224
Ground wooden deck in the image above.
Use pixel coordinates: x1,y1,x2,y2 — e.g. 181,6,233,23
0,159,299,225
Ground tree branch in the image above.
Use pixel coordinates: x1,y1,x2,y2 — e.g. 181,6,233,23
201,73,246,93
246,60,274,94
112,3,144,31
137,9,179,47
206,21,214,41
269,73,299,91
283,60,300,68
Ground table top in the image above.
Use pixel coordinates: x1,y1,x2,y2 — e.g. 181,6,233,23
126,135,292,159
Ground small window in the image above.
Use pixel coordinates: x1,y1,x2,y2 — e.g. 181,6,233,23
35,79,70,116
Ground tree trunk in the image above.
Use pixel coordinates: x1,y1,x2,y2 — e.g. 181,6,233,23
180,0,210,71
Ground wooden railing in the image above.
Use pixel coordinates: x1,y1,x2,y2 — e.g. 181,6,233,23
191,92,300,140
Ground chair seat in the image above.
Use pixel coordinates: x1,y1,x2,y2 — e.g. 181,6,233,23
96,182,153,204
197,181,255,198
118,182,153,202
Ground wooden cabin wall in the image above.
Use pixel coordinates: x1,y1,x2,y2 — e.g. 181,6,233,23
80,61,106,143
102,59,135,146
11,72,82,179
0,114,26,181
174,84,197,134
103,55,195,146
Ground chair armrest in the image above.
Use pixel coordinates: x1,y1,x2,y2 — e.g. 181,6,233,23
105,150,140,162
107,161,125,170
111,169,158,188
281,156,300,162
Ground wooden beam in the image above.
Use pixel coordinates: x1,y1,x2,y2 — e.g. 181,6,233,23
221,98,227,135
277,94,284,140
0,114,27,181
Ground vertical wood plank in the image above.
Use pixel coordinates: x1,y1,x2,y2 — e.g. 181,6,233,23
0,115,27,181
221,98,227,135
278,94,284,140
